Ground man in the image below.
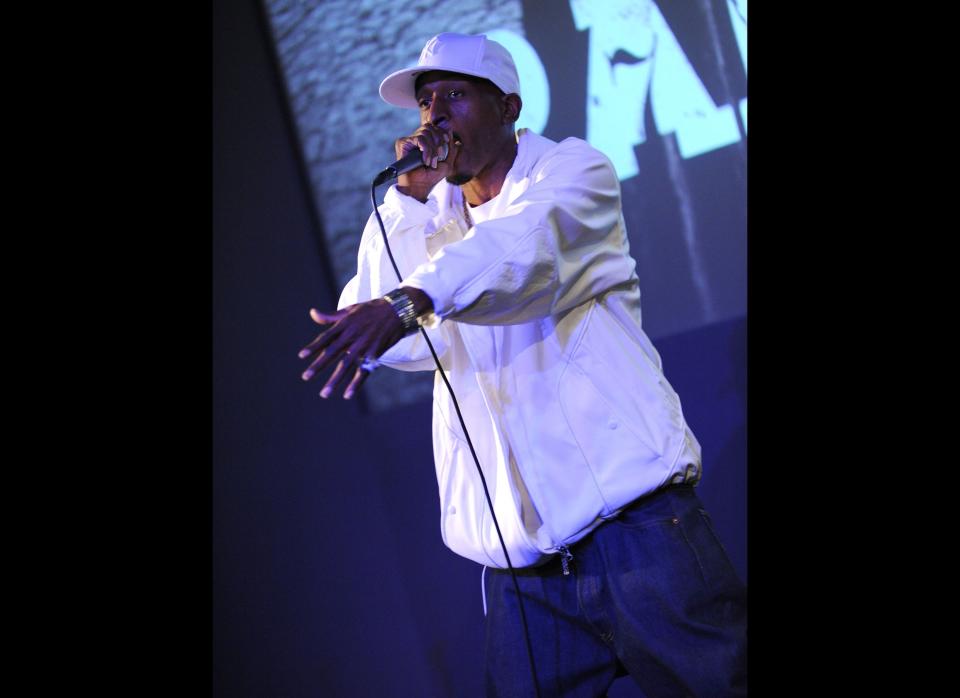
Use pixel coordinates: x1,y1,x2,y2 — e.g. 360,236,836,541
299,32,746,697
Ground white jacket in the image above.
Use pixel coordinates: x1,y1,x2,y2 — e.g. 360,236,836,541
339,129,701,568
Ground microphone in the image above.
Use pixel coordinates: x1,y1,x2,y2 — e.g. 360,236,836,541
373,143,449,186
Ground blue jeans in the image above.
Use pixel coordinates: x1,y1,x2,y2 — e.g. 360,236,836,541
483,485,747,697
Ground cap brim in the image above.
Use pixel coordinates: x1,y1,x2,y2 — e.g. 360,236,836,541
378,65,496,109
378,67,424,109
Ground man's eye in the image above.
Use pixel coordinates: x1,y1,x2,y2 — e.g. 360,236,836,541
448,90,462,99
418,100,430,109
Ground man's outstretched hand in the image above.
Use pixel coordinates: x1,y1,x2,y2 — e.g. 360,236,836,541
298,299,405,400
298,287,434,400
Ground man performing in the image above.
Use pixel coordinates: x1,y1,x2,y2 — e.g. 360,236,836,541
299,32,746,697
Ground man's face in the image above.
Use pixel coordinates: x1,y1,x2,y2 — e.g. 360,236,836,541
414,70,511,185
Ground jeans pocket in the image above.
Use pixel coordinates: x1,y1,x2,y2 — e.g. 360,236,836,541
610,511,678,531
609,487,681,530
696,507,736,565
677,507,744,606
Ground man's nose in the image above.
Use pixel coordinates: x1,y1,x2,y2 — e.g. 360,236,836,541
427,101,449,129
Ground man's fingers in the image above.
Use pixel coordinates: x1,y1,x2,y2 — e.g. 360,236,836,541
343,366,370,400
299,324,341,360
299,308,349,359
299,298,399,395
298,334,327,360
319,356,364,399
319,359,347,399
310,308,345,325
420,138,430,165
418,134,436,165
411,126,447,165
302,332,356,380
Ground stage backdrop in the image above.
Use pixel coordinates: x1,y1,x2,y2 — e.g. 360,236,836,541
214,1,746,696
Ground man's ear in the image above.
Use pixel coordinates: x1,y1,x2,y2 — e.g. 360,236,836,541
502,93,522,125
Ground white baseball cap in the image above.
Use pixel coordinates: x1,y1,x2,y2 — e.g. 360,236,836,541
379,32,521,109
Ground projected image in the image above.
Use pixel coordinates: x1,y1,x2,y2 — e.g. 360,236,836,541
571,0,746,179
264,0,747,412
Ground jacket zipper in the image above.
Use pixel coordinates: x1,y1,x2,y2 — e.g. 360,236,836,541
557,545,574,576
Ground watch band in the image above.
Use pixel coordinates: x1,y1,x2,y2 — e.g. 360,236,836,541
382,289,420,336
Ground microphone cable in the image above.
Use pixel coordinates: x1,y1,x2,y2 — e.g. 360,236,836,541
369,177,542,698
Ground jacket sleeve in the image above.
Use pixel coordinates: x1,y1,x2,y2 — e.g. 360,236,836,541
337,185,451,372
401,139,638,326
